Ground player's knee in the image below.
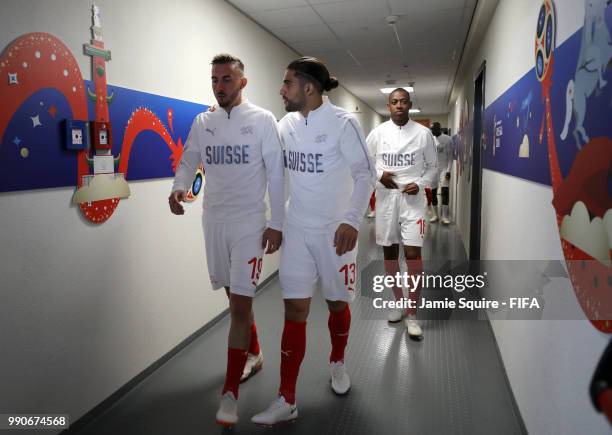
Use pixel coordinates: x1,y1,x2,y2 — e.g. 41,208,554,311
327,300,347,313
404,246,421,259
284,299,310,321
383,244,400,260
229,294,252,320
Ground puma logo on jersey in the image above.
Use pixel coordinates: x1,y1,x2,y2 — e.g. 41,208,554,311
205,127,216,136
315,133,327,143
241,125,254,135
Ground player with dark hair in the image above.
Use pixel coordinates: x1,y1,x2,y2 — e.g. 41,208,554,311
430,122,453,224
251,57,375,425
169,53,284,427
366,88,437,337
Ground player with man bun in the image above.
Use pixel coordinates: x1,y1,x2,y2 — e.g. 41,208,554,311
251,57,375,426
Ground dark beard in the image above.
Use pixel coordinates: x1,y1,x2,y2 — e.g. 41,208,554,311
284,90,306,112
217,88,241,109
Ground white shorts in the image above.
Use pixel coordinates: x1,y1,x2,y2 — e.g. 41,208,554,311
375,189,426,247
203,217,265,297
279,224,357,302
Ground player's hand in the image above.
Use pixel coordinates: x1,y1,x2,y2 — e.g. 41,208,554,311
445,172,451,180
403,183,420,195
380,171,398,189
168,190,187,215
334,223,358,256
262,228,282,254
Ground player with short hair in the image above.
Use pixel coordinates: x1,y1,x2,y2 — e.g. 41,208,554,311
251,57,375,426
429,122,453,224
366,88,437,338
168,53,285,427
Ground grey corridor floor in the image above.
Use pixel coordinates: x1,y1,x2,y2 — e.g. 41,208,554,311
72,219,525,435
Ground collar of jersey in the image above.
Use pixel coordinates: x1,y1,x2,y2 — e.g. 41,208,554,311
219,99,249,117
297,99,329,124
391,118,412,130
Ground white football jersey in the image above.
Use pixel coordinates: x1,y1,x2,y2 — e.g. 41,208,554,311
278,99,375,232
435,133,453,174
172,100,285,230
366,119,438,190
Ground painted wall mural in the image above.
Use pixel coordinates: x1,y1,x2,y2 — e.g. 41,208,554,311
452,0,611,332
0,5,206,223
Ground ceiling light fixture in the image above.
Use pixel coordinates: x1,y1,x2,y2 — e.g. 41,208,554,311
409,108,421,113
380,86,414,94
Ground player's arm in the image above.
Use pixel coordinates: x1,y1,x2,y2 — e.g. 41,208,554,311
169,116,203,215
419,131,439,193
260,113,285,253
335,117,376,255
366,128,397,189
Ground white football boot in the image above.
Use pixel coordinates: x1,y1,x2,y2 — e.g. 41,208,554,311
430,206,439,223
441,205,450,225
216,391,238,427
405,315,423,340
240,352,263,382
330,361,351,395
251,395,298,426
387,308,404,323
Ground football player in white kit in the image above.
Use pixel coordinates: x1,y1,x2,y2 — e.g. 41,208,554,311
251,57,375,426
168,54,285,427
429,122,453,224
366,88,437,339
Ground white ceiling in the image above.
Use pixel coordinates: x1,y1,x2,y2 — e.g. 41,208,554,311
227,0,477,116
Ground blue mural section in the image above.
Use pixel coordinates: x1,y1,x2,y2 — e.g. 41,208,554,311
482,5,612,186
0,81,206,193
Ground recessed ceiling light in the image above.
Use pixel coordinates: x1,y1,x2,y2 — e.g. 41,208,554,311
409,108,421,113
380,86,414,94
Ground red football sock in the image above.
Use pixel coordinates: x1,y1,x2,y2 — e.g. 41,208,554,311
329,304,351,363
369,192,376,212
248,322,260,355
384,259,404,302
222,347,248,398
278,319,306,405
406,256,423,316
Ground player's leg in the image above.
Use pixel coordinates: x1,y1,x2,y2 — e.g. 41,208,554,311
219,292,253,424
430,186,439,222
326,299,351,394
376,191,405,322
215,219,265,426
403,245,424,340
223,288,261,383
204,222,242,427
441,185,450,224
399,197,426,340
229,220,267,383
312,229,356,395
252,225,316,426
383,244,406,322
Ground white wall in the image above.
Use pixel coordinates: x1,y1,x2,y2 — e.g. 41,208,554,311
448,0,609,433
0,0,382,426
